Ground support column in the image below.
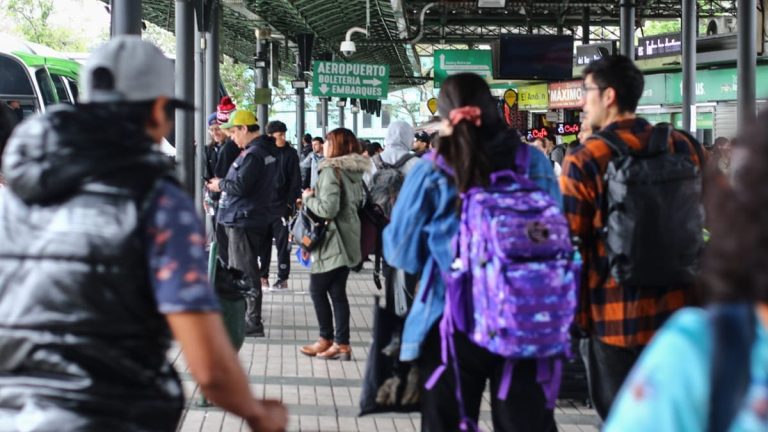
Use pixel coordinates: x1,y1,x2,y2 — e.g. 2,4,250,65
352,104,359,136
620,1,635,58
194,29,206,213
175,0,195,196
321,98,329,137
110,0,142,37
338,100,345,128
205,4,220,116
682,0,697,133
296,87,306,145
738,0,757,129
582,7,590,45
255,38,269,128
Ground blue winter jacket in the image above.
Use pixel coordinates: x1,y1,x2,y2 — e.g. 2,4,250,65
383,136,562,361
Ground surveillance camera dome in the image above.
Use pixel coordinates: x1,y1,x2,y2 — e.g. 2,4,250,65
340,40,356,56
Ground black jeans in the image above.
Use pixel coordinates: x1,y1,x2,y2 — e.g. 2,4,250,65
309,266,351,345
259,217,291,281
215,221,229,265
225,226,265,288
584,335,642,419
418,324,557,432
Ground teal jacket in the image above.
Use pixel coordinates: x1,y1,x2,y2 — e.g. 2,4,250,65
304,153,369,274
605,307,768,432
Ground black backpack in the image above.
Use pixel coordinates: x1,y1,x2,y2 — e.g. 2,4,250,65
595,124,704,286
369,153,418,219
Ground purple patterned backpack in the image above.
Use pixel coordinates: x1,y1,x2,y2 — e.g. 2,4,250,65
425,144,580,431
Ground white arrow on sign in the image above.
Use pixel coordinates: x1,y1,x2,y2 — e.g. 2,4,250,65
439,53,491,76
362,78,382,86
319,83,329,94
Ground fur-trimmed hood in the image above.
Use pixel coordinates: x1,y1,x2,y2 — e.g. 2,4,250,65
318,153,371,173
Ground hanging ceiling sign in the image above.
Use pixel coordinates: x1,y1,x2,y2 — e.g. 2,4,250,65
636,33,683,59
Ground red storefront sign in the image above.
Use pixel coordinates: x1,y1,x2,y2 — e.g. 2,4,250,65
548,80,584,109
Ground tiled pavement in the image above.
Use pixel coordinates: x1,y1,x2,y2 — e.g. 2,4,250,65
173,259,601,432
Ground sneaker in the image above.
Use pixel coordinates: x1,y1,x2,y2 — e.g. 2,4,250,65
245,320,265,337
260,277,270,289
271,279,288,291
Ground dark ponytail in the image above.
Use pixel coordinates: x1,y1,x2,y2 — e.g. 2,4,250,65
435,73,505,193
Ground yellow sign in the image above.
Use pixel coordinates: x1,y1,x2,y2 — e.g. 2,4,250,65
518,84,549,110
503,89,518,107
426,97,438,115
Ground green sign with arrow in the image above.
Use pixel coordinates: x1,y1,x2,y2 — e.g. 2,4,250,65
433,50,493,88
312,60,389,100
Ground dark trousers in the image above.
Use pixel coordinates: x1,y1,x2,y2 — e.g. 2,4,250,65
418,324,557,432
309,266,351,345
259,217,290,281
225,226,265,288
215,222,229,265
584,336,642,419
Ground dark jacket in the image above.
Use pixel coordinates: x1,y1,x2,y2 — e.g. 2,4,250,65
204,141,224,180
213,138,240,178
0,105,181,430
217,135,278,229
269,144,302,218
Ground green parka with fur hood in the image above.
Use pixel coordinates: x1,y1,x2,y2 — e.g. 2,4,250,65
303,152,369,273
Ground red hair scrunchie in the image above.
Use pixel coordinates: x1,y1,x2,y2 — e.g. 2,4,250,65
449,106,482,127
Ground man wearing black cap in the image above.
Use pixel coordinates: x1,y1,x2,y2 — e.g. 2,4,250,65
0,37,287,431
260,120,301,291
413,130,433,155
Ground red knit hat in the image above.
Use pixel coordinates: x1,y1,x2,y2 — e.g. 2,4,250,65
216,96,236,124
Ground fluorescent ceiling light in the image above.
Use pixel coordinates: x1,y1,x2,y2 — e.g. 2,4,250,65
478,0,506,7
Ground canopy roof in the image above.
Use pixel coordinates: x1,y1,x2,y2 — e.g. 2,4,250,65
126,0,739,86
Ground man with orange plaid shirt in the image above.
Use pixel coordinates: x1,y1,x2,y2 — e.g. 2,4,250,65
560,55,705,420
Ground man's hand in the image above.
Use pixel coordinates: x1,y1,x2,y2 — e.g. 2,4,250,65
301,188,314,199
165,313,289,430
207,178,222,192
246,400,289,432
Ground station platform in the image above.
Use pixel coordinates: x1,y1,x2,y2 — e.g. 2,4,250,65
172,259,601,432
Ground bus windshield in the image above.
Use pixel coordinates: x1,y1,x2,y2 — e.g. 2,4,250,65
35,68,59,106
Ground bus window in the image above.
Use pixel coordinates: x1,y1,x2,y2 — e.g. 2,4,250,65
0,54,34,95
51,74,72,104
66,78,79,102
34,68,58,106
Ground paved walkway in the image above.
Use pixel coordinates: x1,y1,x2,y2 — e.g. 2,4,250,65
173,259,601,432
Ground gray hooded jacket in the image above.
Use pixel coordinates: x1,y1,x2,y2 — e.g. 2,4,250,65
369,121,419,182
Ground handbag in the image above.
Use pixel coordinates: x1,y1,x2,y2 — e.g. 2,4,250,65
289,207,329,252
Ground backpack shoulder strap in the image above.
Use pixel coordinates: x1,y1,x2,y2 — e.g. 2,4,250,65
647,123,672,155
393,152,418,170
514,140,530,176
592,129,630,157
372,153,388,170
707,303,757,432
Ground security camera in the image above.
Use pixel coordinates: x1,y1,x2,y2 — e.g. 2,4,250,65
340,40,356,56
340,27,366,56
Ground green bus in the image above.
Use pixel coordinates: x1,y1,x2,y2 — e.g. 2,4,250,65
0,36,81,119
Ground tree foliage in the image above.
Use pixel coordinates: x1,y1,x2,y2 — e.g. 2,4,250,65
3,0,88,51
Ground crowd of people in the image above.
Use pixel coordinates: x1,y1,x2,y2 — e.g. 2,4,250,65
0,35,762,432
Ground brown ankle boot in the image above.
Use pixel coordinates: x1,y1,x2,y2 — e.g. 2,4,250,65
300,337,333,357
316,343,352,361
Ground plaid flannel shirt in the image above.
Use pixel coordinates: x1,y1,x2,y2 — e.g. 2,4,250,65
560,117,704,348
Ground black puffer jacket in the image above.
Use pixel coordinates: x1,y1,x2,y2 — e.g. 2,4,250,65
0,105,181,431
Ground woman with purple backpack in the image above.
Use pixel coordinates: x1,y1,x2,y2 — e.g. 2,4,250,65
383,73,566,431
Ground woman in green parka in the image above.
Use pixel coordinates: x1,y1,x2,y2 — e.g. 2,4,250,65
299,128,369,360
